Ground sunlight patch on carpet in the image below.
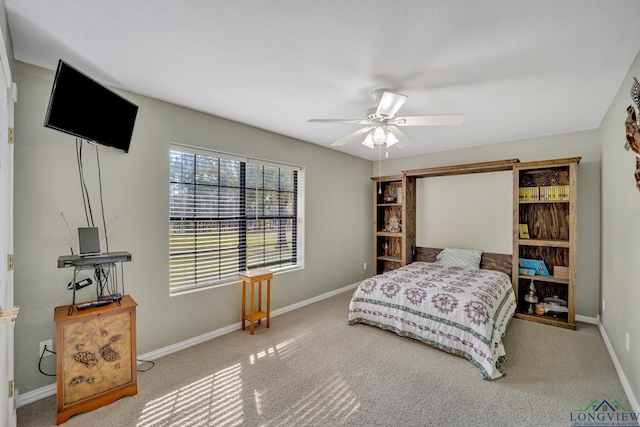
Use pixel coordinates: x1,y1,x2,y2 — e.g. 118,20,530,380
261,373,361,425
249,336,302,365
137,363,244,426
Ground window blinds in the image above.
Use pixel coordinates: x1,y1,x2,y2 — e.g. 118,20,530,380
169,145,303,291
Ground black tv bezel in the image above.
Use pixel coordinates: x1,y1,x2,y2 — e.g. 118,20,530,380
44,59,138,153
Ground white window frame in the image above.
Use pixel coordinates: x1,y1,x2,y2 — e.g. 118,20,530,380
169,143,304,295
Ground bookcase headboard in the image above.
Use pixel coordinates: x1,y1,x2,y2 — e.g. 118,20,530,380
413,246,512,277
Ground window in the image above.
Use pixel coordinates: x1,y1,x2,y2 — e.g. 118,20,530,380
169,144,304,293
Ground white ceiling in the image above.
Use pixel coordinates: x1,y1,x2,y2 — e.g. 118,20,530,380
6,0,640,161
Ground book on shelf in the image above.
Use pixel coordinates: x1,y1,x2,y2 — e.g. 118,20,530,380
518,224,530,239
519,258,550,276
537,259,550,275
519,185,570,201
518,267,536,276
539,185,570,201
519,186,539,201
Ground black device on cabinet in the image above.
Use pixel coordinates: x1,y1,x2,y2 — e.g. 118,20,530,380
44,59,138,153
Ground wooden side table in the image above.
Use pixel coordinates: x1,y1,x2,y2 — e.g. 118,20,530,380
239,269,273,334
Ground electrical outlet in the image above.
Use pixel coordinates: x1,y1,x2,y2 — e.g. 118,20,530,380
39,339,53,358
364,262,367,270
625,332,630,352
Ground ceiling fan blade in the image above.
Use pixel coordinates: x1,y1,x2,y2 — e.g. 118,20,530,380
392,114,464,126
307,118,368,124
376,92,407,117
331,126,372,146
388,126,412,148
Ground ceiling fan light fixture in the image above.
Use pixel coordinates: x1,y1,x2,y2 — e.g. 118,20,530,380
385,131,399,148
362,133,375,148
373,126,386,144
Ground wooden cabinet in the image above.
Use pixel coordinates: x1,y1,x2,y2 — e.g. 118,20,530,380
512,158,580,329
372,175,416,275
54,296,138,424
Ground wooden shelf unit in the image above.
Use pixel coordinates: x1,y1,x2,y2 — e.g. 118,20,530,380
370,160,518,276
512,157,580,329
372,175,416,275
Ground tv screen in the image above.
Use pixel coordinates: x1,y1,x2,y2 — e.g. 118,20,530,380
44,60,138,153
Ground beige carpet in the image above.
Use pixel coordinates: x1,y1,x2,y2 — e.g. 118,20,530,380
17,289,636,426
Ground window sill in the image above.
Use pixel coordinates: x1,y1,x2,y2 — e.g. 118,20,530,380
169,265,303,297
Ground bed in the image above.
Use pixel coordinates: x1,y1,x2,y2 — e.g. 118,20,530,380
348,247,516,380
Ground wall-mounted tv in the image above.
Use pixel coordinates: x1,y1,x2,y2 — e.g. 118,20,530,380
44,59,138,153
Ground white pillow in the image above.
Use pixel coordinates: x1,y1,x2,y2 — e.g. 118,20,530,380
435,248,482,270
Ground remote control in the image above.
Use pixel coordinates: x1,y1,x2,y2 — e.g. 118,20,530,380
98,293,122,302
67,278,93,290
76,300,112,310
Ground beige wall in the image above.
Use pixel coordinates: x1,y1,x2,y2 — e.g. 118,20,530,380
600,51,640,408
417,171,512,253
379,130,601,175
13,61,373,394
376,130,602,320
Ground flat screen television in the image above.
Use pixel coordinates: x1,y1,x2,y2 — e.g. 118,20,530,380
44,59,138,153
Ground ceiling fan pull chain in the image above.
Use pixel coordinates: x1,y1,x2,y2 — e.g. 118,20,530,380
378,145,382,194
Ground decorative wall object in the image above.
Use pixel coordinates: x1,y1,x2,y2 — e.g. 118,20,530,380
625,78,640,190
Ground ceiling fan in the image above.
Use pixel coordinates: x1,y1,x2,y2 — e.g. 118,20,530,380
308,89,463,149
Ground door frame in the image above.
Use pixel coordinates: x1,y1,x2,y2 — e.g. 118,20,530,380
0,24,16,427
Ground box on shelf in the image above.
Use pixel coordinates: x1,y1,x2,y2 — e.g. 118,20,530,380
554,265,569,279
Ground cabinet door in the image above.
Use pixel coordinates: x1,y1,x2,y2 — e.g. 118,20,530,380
61,310,134,405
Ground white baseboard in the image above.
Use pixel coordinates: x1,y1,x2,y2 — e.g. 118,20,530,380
576,314,599,325
14,383,56,407
598,321,640,411
15,282,360,408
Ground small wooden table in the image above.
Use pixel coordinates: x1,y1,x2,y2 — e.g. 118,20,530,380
239,269,273,334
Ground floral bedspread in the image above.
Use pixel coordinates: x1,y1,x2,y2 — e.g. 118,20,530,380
348,262,516,380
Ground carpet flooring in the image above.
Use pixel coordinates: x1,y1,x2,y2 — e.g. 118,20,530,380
16,289,636,426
